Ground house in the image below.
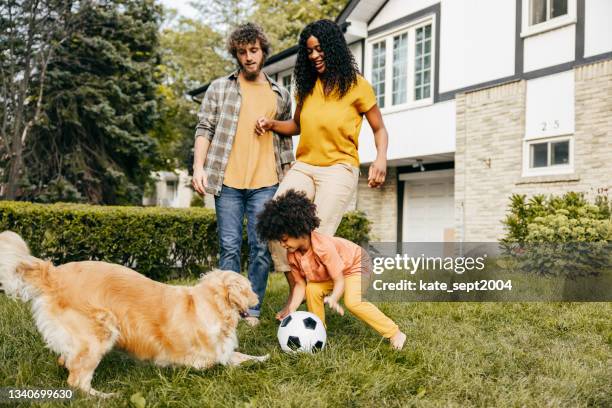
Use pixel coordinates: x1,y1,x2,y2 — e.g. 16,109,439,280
188,0,612,242
142,170,214,208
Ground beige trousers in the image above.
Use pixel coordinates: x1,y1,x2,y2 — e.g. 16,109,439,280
270,161,360,272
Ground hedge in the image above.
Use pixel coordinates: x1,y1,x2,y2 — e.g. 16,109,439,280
0,201,371,279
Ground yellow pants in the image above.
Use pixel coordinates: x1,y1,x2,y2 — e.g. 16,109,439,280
305,274,399,338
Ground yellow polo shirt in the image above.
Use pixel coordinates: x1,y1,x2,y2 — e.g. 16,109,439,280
296,75,376,167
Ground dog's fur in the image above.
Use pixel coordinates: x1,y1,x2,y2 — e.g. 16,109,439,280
0,231,268,398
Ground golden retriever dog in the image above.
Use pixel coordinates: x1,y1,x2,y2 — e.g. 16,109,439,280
0,230,268,398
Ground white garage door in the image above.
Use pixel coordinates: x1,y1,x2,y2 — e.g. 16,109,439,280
402,171,455,242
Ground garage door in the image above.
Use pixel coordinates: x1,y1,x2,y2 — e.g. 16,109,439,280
402,173,454,242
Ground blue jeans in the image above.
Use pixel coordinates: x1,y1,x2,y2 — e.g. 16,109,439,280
214,184,278,317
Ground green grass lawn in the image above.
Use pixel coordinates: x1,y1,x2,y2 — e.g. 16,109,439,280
1,273,610,407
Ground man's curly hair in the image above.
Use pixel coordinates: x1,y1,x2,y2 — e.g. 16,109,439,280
256,189,320,242
227,22,271,60
294,19,359,105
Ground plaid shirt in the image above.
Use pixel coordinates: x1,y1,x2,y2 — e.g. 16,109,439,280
194,71,294,196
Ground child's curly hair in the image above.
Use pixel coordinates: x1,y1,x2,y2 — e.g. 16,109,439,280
227,22,271,60
256,190,320,241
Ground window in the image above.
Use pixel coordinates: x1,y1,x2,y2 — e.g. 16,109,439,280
372,41,386,108
392,33,407,105
522,0,576,37
530,139,569,167
282,74,291,90
166,180,178,198
530,0,568,25
281,73,295,113
523,136,573,176
414,25,432,101
368,18,435,111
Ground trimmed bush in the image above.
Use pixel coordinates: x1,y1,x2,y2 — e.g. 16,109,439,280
0,201,371,279
500,192,611,278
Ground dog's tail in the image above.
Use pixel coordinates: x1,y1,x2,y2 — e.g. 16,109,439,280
0,231,47,301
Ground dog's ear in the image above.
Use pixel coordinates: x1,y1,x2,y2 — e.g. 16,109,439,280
16,260,54,291
226,277,250,312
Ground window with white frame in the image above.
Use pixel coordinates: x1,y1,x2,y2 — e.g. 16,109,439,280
530,0,568,25
414,24,432,101
371,41,386,108
528,137,570,169
368,18,434,110
522,0,576,37
282,74,292,92
392,33,407,105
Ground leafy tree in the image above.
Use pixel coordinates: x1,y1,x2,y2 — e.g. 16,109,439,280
0,0,74,200
252,0,346,52
189,0,347,57
153,17,231,170
22,0,165,204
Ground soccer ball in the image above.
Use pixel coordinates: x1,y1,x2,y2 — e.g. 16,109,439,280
277,311,327,353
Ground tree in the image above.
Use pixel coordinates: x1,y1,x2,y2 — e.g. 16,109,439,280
153,17,231,171
189,0,347,54
0,0,73,200
252,0,346,52
22,0,165,204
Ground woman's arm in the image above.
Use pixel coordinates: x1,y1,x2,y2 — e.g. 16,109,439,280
364,105,389,188
256,104,302,136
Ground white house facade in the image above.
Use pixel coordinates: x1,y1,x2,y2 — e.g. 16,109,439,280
190,0,612,243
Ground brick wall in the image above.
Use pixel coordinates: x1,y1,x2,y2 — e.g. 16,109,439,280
455,59,612,242
355,166,398,242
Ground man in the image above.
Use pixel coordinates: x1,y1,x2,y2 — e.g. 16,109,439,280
192,23,293,326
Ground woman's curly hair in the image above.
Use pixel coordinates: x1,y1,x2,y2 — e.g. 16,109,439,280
227,22,271,60
294,19,359,105
256,190,320,241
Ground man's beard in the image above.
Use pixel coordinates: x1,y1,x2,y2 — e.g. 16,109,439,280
240,59,264,80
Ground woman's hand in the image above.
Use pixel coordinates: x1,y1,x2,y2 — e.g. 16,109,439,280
324,296,345,316
255,117,274,135
368,157,387,188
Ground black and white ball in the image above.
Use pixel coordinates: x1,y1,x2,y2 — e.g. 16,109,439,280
278,311,327,353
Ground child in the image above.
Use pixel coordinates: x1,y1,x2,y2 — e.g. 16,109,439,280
256,189,406,350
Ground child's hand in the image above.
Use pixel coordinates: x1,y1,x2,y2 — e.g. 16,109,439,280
276,307,291,321
324,296,345,316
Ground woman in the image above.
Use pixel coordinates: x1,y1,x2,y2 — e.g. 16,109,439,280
255,19,389,300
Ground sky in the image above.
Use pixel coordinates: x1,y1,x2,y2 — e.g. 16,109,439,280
159,0,198,19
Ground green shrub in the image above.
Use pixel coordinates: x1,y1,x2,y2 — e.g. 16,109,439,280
0,202,371,279
500,192,611,278
336,210,372,245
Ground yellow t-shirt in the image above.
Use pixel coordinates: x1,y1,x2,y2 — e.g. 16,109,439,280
296,75,376,167
223,76,278,189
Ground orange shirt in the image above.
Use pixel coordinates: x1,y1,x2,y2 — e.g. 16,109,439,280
287,231,365,283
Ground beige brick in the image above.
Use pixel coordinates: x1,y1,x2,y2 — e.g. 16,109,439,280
455,60,612,241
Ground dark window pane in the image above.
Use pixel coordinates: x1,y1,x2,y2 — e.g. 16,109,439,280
416,27,423,41
551,0,568,18
551,141,569,165
530,0,547,25
531,142,548,167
